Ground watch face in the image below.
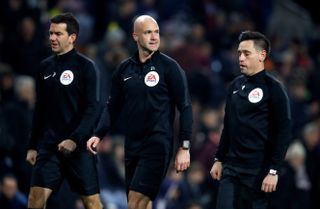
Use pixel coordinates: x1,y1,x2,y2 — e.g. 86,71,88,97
269,169,277,175
182,140,190,149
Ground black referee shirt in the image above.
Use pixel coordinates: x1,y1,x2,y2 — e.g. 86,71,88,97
29,49,102,151
215,70,291,171
96,50,193,154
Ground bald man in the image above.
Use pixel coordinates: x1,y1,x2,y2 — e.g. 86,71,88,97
87,15,193,209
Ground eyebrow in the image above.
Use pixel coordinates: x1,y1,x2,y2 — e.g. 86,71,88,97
143,29,159,33
237,49,251,53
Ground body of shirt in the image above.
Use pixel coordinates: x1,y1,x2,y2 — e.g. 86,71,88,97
29,49,102,151
216,70,291,171
96,51,193,155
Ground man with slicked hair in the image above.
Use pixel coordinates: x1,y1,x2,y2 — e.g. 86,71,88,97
210,31,292,209
87,15,193,209
26,12,103,209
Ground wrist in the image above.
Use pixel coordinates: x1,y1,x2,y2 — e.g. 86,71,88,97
180,140,190,150
214,157,221,163
268,169,278,176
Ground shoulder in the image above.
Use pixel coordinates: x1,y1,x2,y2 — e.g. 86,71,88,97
264,72,289,99
230,74,246,86
76,52,96,67
38,56,55,75
158,52,180,67
264,72,286,90
114,56,133,76
41,55,55,65
118,56,132,68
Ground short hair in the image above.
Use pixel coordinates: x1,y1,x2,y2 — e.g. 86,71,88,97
238,30,271,57
50,12,79,36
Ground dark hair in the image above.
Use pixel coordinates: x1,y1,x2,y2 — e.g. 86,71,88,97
50,12,79,36
238,30,271,57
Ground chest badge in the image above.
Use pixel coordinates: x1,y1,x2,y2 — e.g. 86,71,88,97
248,88,263,103
144,71,159,87
60,70,74,85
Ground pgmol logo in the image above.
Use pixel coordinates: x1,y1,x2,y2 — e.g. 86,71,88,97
144,71,159,87
60,70,74,85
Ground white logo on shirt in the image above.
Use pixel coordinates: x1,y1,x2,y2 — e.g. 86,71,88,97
60,70,74,85
248,88,263,103
144,71,159,87
124,76,132,81
44,72,56,80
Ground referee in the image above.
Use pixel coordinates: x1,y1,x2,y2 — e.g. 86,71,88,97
26,13,103,209
210,31,292,209
87,15,193,209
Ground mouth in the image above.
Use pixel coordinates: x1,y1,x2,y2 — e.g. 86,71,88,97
51,42,58,48
239,64,246,69
149,42,158,46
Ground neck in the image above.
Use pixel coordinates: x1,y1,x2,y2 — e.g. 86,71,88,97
138,49,154,63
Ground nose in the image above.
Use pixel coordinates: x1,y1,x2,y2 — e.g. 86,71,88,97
239,53,245,61
49,34,56,41
151,32,158,40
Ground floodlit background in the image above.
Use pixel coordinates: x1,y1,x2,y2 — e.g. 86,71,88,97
0,0,319,209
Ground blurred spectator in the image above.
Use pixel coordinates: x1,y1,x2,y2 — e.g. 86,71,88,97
0,174,27,209
12,16,49,77
185,201,204,209
154,164,185,209
0,0,320,208
182,161,214,208
301,122,320,209
1,75,35,194
97,136,127,209
0,64,15,105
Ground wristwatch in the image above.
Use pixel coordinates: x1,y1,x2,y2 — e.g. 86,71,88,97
181,140,190,150
268,169,278,176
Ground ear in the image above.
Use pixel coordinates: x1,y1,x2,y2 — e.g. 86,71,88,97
69,33,77,44
132,32,138,41
259,49,267,62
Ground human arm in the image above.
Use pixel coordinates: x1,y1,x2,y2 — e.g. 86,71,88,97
213,84,233,163
66,61,103,147
268,82,292,171
86,67,124,154
166,61,193,172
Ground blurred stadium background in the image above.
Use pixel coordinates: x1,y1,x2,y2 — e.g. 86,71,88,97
0,0,319,209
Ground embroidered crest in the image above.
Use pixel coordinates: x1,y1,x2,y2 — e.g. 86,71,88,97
144,71,159,87
248,88,263,103
60,70,74,85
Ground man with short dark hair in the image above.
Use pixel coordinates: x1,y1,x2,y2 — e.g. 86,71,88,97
26,13,103,209
210,31,292,209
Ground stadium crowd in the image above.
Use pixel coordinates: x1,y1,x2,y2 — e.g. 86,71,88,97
0,0,319,209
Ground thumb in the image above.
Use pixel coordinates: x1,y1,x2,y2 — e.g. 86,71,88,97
93,140,99,148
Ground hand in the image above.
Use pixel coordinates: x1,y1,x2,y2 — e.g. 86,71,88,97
210,161,222,180
261,174,278,192
87,136,101,154
174,148,190,173
58,139,77,154
26,149,38,165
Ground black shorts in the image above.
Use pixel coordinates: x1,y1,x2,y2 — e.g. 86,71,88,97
31,149,100,196
125,152,171,200
216,165,269,209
